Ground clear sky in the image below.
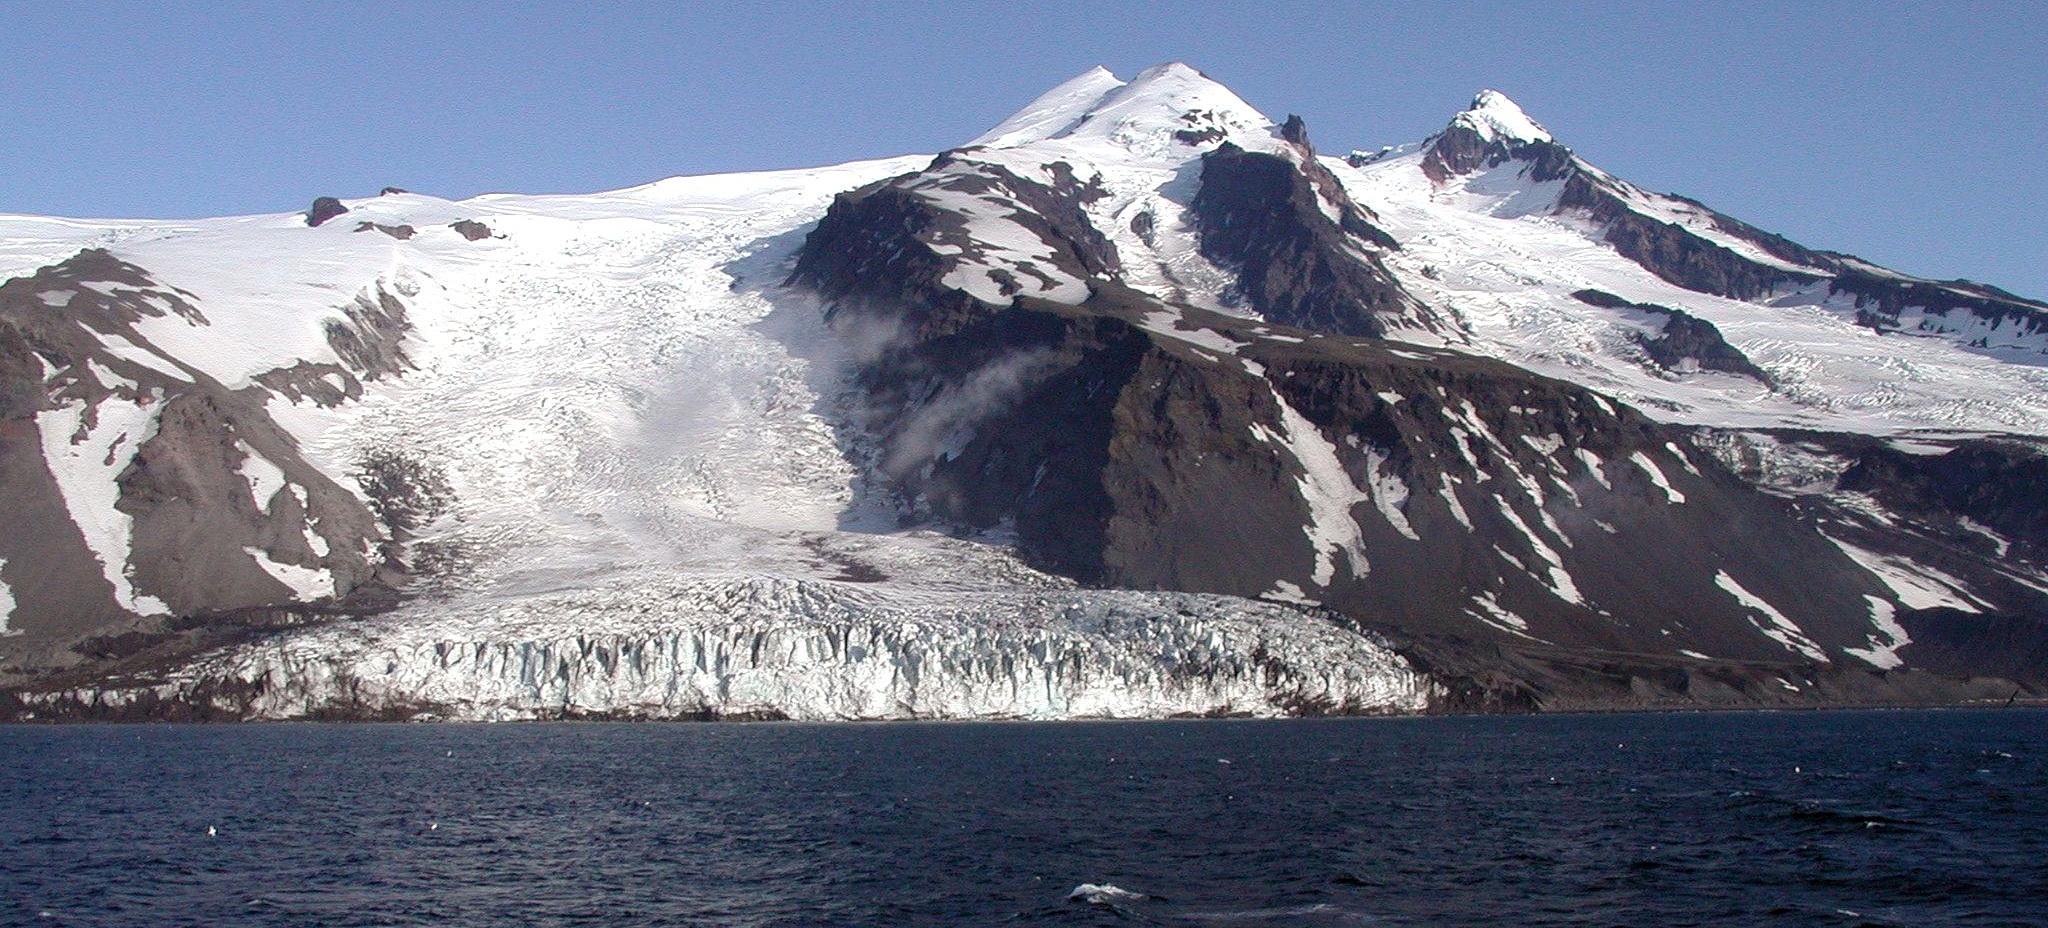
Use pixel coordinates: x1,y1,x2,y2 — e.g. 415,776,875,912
4,1,2043,298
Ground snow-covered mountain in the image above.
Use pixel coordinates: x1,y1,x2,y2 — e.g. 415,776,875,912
3,64,2043,720
1344,90,2048,435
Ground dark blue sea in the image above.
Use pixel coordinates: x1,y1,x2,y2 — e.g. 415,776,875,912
3,710,2045,927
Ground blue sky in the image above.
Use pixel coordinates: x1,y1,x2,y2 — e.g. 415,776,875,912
4,1,2043,297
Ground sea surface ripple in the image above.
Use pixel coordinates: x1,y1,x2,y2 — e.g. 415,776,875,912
3,710,2044,927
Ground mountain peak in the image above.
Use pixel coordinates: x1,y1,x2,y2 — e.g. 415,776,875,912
1108,61,1246,110
968,66,1127,148
1127,60,1208,84
967,63,1279,156
1451,89,1552,144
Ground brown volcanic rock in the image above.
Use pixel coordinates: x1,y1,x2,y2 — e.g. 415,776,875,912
1190,141,1419,337
353,221,416,240
1571,289,1772,383
0,250,393,675
1420,123,1575,186
306,197,350,227
119,393,314,614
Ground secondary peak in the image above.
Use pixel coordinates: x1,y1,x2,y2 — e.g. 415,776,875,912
1454,89,1552,144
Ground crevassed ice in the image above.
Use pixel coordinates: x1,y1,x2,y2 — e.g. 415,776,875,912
52,579,1439,721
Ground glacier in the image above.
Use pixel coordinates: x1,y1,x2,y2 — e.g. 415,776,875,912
20,576,1437,721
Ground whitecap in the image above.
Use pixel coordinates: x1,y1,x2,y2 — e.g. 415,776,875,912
1068,883,1152,905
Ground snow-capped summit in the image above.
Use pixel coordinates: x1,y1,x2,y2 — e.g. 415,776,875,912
970,62,1283,159
1413,89,1572,186
895,62,1415,328
968,66,1126,149
1451,89,1552,144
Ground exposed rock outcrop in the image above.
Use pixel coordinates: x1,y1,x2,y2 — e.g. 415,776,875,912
325,281,413,378
1191,142,1419,336
353,221,416,240
1571,289,1772,383
306,197,350,227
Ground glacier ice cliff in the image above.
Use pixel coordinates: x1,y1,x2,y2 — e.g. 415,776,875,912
19,578,1438,721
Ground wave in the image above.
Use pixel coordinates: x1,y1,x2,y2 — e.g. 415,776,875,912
1068,883,1156,905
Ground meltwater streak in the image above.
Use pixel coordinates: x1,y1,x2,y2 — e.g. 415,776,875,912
3,711,2045,928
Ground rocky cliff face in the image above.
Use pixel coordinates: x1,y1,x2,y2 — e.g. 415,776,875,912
0,251,392,675
1190,142,1420,337
780,113,2046,710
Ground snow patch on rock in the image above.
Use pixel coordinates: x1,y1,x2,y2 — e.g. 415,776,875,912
0,557,16,636
1254,387,1371,586
36,398,169,616
1842,595,1911,670
1712,570,1827,661
1467,591,1542,641
243,547,335,601
235,440,288,511
1823,533,1985,613
1630,450,1686,504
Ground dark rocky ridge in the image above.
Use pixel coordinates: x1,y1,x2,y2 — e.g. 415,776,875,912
1418,122,1575,186
1190,132,1436,339
1830,268,2048,343
1553,174,1827,301
785,147,2045,710
1571,289,1772,383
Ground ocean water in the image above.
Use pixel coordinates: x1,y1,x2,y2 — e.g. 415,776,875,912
3,710,2044,927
